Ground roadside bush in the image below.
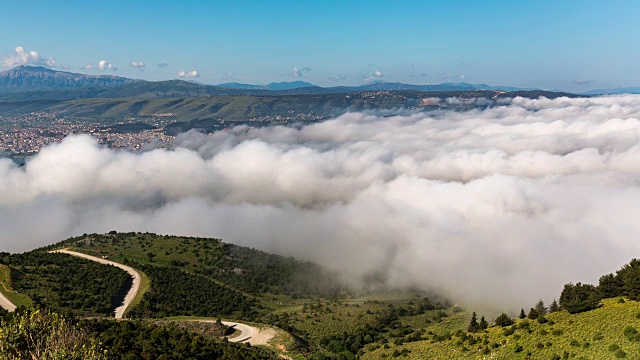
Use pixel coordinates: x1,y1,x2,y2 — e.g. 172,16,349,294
0,309,107,360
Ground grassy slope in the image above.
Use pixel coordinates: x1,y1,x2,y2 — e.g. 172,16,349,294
364,298,640,360
47,232,338,298
0,264,32,308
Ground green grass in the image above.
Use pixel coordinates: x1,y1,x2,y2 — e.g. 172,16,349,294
0,264,32,308
363,298,640,359
124,270,150,317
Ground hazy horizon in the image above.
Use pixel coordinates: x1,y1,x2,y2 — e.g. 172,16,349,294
2,1,640,92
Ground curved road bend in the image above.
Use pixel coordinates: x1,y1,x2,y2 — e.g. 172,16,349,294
222,321,255,343
49,249,141,319
0,291,16,312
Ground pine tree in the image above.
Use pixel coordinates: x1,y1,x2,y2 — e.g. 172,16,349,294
599,273,623,299
617,259,640,300
534,299,547,315
549,299,559,313
527,308,539,320
559,282,600,314
479,315,488,330
468,312,479,332
494,313,514,327
519,309,526,319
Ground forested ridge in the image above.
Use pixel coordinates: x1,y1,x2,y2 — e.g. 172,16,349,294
0,251,131,317
47,232,343,297
128,265,257,319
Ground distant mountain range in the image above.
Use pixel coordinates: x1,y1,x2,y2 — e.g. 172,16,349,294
0,66,552,101
2,66,639,100
581,87,640,95
0,66,140,94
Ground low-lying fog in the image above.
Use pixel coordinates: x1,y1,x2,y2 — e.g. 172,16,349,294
2,95,640,310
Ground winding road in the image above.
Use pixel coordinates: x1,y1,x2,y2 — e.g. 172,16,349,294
49,249,141,319
0,291,16,312
220,321,275,345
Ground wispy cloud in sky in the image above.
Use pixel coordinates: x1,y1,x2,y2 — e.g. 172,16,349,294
292,66,312,77
328,74,347,81
363,70,383,82
178,70,199,78
2,46,56,68
439,72,465,80
97,60,117,71
130,61,145,69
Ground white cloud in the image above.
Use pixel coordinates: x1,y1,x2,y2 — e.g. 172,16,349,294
439,72,465,80
157,63,168,68
363,70,384,82
291,66,311,77
574,79,593,85
223,72,238,81
84,64,94,70
177,70,199,78
328,74,347,81
130,61,145,69
97,60,117,71
2,46,56,68
2,95,640,311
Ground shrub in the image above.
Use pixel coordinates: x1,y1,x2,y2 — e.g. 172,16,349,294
623,326,640,341
0,310,107,360
615,349,627,358
569,339,580,347
502,326,516,336
608,343,620,351
494,313,514,327
593,332,604,341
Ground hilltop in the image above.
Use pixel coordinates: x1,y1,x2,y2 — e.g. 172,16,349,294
1,232,640,359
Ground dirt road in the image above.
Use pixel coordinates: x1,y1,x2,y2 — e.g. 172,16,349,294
49,249,141,319
0,291,16,312
221,321,276,345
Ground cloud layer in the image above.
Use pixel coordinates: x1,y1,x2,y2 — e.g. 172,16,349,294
2,95,640,310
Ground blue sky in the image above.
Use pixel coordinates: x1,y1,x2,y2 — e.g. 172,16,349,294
1,0,639,91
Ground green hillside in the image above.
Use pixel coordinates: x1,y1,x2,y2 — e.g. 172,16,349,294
0,89,579,128
0,251,131,317
363,298,640,359
45,232,341,298
3,233,640,359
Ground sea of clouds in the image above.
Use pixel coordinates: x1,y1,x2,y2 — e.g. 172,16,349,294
1,95,640,310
